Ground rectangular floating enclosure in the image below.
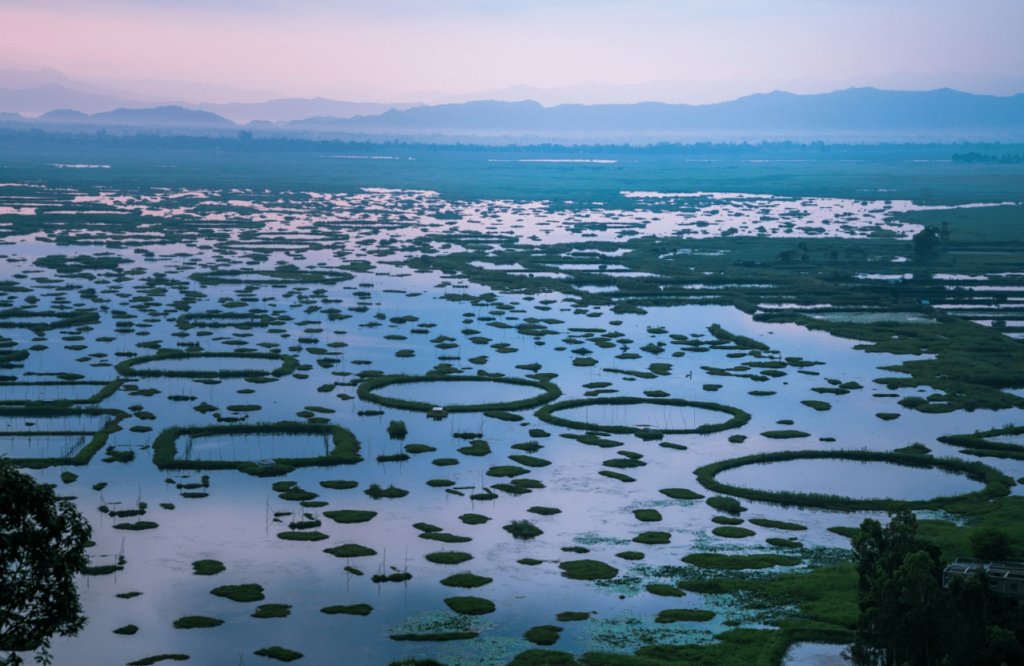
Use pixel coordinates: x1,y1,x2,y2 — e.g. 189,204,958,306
0,407,128,468
151,422,361,474
0,380,122,406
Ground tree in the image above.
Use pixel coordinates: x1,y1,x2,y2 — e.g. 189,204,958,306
0,458,92,665
850,506,943,666
969,527,1015,561
912,224,950,262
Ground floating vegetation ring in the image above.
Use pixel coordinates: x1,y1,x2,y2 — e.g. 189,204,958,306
534,397,750,435
357,374,561,413
152,422,361,476
0,308,100,333
694,449,1014,511
115,351,298,379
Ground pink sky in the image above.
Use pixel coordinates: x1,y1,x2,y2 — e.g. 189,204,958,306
2,0,1023,102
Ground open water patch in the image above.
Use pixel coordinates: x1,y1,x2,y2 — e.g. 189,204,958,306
374,380,545,406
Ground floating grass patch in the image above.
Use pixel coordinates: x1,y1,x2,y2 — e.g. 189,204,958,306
827,526,862,539
127,655,190,665
324,544,377,558
894,443,932,455
426,551,473,565
713,526,756,538
364,483,408,499
750,518,807,531
655,609,716,623
420,532,472,543
457,439,491,456
377,452,411,463
460,513,490,525
277,531,328,541
324,510,376,524
646,583,686,597
528,506,561,516
414,523,443,533
114,521,158,531
557,612,591,622
319,480,358,490
321,604,372,616
767,538,803,549
633,509,662,522
536,396,749,435
681,553,802,570
524,625,563,646
440,573,493,588
387,420,408,439
405,444,436,454
633,531,671,545
444,596,496,615
192,559,225,576
616,551,645,560
518,558,544,566
707,496,747,514
487,465,530,478
113,624,138,635
559,559,618,580
210,584,265,602
432,458,459,466
876,412,901,420
761,430,811,439
660,488,704,500
712,516,744,526
116,592,143,599
509,454,551,468
801,400,831,411
504,520,543,540
694,449,1013,511
173,616,224,629
252,604,292,619
253,646,304,662
599,471,635,482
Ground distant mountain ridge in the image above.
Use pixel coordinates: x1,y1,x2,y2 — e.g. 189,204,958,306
288,88,1024,133
4,88,1024,142
38,105,236,128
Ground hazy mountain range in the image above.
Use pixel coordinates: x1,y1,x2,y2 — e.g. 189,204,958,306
2,86,1023,143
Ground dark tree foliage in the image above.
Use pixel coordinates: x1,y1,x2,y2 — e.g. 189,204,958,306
851,506,1023,666
912,222,950,262
970,527,1015,561
0,458,92,665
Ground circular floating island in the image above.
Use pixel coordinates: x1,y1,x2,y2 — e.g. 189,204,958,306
116,351,298,379
695,450,1014,511
358,375,561,413
535,397,750,435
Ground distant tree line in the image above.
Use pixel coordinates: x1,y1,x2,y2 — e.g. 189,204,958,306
952,152,1024,164
1,126,1022,161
